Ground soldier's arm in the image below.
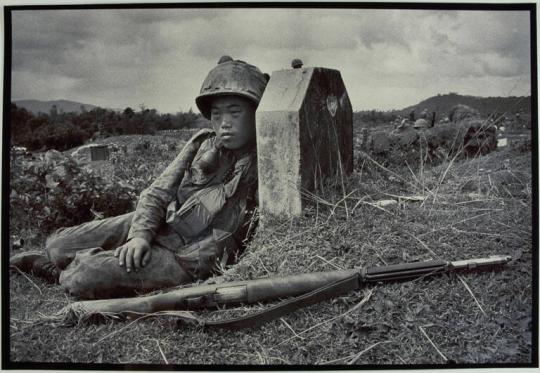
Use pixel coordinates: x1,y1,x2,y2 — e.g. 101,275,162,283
126,129,215,244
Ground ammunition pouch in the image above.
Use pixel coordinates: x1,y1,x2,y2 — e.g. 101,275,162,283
166,184,227,238
175,228,238,280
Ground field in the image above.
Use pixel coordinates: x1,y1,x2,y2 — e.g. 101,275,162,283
7,126,535,367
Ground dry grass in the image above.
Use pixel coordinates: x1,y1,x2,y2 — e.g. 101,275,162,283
7,134,534,367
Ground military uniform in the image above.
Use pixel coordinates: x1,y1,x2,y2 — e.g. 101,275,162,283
12,56,267,300
46,129,258,299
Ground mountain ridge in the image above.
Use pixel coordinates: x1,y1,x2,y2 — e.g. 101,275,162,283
13,99,99,114
394,93,531,117
14,93,532,117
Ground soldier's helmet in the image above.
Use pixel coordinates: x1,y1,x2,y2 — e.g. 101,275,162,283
196,56,269,119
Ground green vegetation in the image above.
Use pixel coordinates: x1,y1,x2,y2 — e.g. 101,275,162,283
9,135,182,248
8,127,533,366
10,103,202,152
9,149,135,238
354,110,398,129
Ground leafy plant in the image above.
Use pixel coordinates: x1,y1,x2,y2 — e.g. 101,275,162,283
9,150,137,236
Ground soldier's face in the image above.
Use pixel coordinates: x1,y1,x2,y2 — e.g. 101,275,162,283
210,96,256,150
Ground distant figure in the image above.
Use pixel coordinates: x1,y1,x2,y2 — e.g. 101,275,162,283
397,118,411,130
430,111,436,127
448,104,481,122
409,109,415,121
413,118,429,129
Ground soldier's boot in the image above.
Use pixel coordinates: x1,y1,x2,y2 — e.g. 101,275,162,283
10,251,59,284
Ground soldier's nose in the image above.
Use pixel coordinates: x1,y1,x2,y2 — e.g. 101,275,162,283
220,118,232,129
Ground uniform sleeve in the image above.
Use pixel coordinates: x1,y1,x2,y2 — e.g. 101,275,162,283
127,129,215,243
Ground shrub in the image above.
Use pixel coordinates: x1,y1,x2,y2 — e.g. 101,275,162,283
9,150,137,236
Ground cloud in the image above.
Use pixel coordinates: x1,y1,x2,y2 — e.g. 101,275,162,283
10,7,532,112
184,9,362,60
12,9,222,71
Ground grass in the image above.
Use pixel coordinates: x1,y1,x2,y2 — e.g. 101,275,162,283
7,130,534,366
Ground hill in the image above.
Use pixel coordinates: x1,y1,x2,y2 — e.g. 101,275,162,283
12,99,99,115
396,93,531,117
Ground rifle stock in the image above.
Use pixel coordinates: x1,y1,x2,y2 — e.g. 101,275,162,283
57,255,511,327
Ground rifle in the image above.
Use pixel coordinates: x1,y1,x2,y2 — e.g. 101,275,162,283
56,255,511,329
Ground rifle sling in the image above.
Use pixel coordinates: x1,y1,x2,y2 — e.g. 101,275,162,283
200,272,361,330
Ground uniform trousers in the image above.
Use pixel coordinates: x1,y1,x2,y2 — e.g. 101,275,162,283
46,212,193,299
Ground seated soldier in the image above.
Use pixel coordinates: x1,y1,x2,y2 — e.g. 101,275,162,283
10,56,269,300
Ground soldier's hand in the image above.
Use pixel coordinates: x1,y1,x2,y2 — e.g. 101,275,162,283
114,238,151,273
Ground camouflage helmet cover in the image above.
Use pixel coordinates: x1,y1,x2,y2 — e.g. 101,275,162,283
196,57,268,119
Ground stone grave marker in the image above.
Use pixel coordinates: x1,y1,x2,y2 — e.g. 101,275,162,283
256,63,353,217
90,145,110,161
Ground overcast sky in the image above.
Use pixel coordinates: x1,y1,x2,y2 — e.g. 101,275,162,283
10,7,532,113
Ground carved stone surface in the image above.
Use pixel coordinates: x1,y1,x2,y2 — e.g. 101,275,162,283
256,67,353,217
90,145,109,161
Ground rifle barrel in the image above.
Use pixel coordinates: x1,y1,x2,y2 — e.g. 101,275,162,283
449,255,512,270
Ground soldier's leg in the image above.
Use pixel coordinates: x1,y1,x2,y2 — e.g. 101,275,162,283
10,212,135,282
46,212,134,270
59,244,192,300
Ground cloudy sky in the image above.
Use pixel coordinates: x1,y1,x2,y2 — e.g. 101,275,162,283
10,6,532,114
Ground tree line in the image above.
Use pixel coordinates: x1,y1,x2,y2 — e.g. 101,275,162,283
353,110,399,129
10,104,203,151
